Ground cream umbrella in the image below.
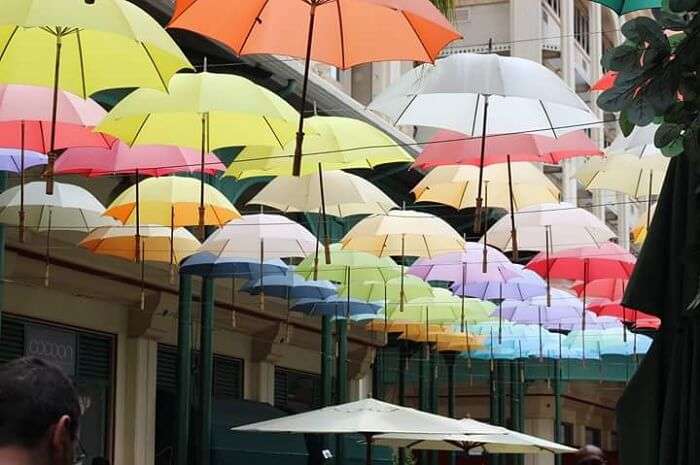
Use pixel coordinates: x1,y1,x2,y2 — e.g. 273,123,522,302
575,153,669,199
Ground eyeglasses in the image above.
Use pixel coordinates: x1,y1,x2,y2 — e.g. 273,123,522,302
73,438,87,465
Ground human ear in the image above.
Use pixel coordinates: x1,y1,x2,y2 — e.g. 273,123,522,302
49,415,74,465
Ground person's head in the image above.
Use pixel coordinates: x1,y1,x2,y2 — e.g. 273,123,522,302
576,444,606,465
0,357,81,465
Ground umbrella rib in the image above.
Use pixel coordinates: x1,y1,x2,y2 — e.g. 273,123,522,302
130,114,151,146
336,0,347,68
393,95,417,126
0,27,18,62
238,0,272,54
539,101,558,138
75,30,88,99
140,43,168,92
401,11,432,62
263,116,285,149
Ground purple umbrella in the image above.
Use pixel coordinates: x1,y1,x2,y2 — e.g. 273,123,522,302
452,267,548,300
546,313,623,331
496,300,582,326
409,242,520,284
0,148,47,172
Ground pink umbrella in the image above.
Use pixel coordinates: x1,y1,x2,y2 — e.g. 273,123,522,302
571,278,629,301
588,299,660,330
526,243,636,282
55,142,226,177
414,130,603,170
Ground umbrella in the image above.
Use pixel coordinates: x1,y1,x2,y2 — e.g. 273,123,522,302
168,0,459,177
338,275,435,305
225,116,414,178
483,202,616,253
591,71,618,91
232,398,467,465
80,224,200,308
295,243,401,285
369,52,600,228
0,0,192,192
632,202,656,245
180,253,288,279
527,243,636,282
571,278,629,301
290,297,382,320
0,148,46,172
589,0,661,14
382,288,493,326
0,84,113,239
0,181,116,285
563,328,652,356
96,71,298,230
414,130,602,170
243,272,337,301
575,153,669,199
588,300,661,329
55,142,226,177
453,267,548,301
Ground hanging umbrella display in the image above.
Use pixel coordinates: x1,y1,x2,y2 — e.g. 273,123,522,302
571,278,629,301
80,224,200,308
575,153,669,199
369,52,600,228
243,271,337,301
632,202,656,246
527,243,636,282
483,202,616,253
0,84,114,240
0,181,117,284
180,254,289,279
296,243,402,284
453,266,548,301
168,0,460,177
414,130,602,170
591,71,618,91
55,142,226,177
0,148,46,172
588,0,661,14
96,72,299,230
225,116,414,178
588,300,661,329
290,297,382,320
0,0,192,192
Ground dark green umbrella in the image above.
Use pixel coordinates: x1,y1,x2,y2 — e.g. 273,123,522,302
617,155,700,465
590,0,661,14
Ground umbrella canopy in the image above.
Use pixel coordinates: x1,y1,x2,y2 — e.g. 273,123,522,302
338,275,435,304
0,120,113,153
588,300,661,329
412,163,559,211
369,53,599,137
290,297,382,320
497,300,582,326
589,0,661,14
483,203,616,252
96,72,298,150
0,148,46,172
382,288,493,325
0,84,106,125
232,398,465,435
104,177,240,227
79,225,200,263
341,210,466,258
572,278,629,301
408,242,520,284
563,328,652,356
225,116,414,178
632,202,657,246
527,243,636,282
55,142,226,177
414,130,602,170
248,170,397,217
180,253,289,279
591,71,618,91
296,243,402,285
607,124,659,157
243,272,337,301
0,0,191,98
198,214,317,260
168,0,460,69
575,153,669,199
453,266,548,300
0,181,115,231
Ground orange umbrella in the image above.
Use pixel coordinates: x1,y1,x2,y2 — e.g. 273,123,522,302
591,71,617,91
168,0,460,175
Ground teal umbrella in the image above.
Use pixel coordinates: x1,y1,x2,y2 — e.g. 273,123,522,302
589,0,661,14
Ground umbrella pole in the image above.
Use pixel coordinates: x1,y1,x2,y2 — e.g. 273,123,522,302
364,433,374,465
482,182,488,273
545,226,551,306
199,112,209,237
647,172,653,231
400,234,405,312
260,239,265,310
582,259,589,364
498,283,502,344
19,121,25,243
140,247,146,311
170,206,175,284
460,263,466,332
313,207,322,280
292,4,318,177
44,210,52,287
46,31,63,196
473,40,492,232
318,163,332,264
506,155,518,260
135,169,141,263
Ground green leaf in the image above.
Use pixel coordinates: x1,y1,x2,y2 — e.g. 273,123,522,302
655,123,683,147
607,45,643,72
662,137,685,156
625,95,657,126
597,86,631,112
652,9,690,30
669,0,699,12
619,111,635,137
621,17,670,51
684,127,700,160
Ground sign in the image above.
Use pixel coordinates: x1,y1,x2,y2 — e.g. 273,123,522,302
24,324,77,376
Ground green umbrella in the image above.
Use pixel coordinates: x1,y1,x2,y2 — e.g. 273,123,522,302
296,243,401,285
589,0,660,14
338,275,434,305
383,288,494,325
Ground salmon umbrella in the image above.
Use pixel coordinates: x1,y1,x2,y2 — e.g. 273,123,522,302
591,71,618,91
0,84,114,240
571,278,629,301
54,142,226,177
527,243,636,282
587,300,660,330
168,0,460,177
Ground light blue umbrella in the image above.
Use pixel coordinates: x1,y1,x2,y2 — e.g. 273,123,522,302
290,297,381,320
0,148,47,172
243,272,337,300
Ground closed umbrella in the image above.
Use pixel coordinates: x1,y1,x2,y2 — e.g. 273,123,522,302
0,0,192,191
168,0,459,177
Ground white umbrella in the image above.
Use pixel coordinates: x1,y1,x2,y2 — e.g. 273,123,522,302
233,398,469,465
369,53,600,229
483,203,616,253
607,124,660,157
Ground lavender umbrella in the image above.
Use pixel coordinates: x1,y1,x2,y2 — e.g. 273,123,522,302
0,148,47,172
452,267,548,300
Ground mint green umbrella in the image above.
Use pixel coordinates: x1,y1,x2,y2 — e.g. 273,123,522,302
590,0,660,14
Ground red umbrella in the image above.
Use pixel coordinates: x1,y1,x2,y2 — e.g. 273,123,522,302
414,130,602,170
571,278,629,301
591,71,618,91
527,243,636,282
588,299,660,329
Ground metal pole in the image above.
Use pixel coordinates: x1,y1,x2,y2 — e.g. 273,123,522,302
198,113,208,237
336,318,348,465
553,359,562,465
444,352,456,465
321,315,333,406
372,347,384,400
292,4,317,176
318,163,331,264
199,277,215,465
473,38,493,232
175,273,192,465
398,341,408,465
507,155,518,260
46,31,63,195
0,172,5,338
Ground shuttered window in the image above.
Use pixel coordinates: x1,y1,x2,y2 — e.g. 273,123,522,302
274,367,321,412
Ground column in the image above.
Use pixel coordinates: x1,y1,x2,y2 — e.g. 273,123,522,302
123,337,158,465
616,193,631,250
589,2,606,220
0,172,6,342
509,0,543,63
553,360,563,465
335,319,348,465
560,0,578,206
175,275,192,465
198,278,215,465
322,315,333,406
372,346,385,401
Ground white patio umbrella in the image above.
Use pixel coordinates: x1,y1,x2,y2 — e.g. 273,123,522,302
483,203,616,253
232,398,469,465
369,53,600,228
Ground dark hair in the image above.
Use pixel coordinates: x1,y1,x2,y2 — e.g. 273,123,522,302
0,357,81,448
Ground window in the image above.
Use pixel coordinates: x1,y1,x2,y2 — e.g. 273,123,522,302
560,422,575,445
545,0,561,15
585,426,602,447
274,367,322,413
575,4,591,54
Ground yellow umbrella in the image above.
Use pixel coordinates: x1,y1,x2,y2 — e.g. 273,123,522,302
575,153,669,199
96,71,298,229
0,0,192,192
225,116,414,179
399,327,484,349
80,224,200,307
632,202,657,246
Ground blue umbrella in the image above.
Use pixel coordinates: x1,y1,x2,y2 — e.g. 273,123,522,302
180,252,288,279
243,272,337,300
290,297,381,320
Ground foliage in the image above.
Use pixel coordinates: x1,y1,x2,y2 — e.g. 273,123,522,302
597,1,700,159
429,0,455,19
